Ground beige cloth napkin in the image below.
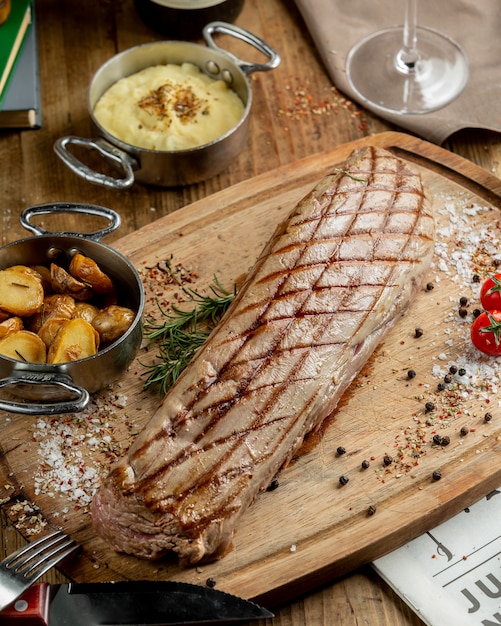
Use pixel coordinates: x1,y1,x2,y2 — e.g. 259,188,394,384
293,0,501,144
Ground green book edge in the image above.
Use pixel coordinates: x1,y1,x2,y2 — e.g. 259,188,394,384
0,0,33,106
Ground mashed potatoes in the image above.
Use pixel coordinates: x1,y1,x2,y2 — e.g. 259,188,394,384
93,62,245,151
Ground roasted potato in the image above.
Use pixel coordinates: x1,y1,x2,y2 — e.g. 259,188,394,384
8,265,44,281
0,330,46,363
0,316,23,339
0,267,44,316
73,302,100,323
47,318,100,363
69,253,114,294
50,263,94,301
38,317,68,348
27,293,77,333
91,305,135,343
30,265,53,294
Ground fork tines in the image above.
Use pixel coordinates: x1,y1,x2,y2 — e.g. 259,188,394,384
3,530,79,580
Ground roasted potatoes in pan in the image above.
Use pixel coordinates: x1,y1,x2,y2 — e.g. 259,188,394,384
0,253,136,364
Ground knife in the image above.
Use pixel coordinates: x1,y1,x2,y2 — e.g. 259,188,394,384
0,580,273,625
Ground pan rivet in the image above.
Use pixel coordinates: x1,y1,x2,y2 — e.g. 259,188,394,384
47,246,64,260
206,60,220,75
222,69,233,84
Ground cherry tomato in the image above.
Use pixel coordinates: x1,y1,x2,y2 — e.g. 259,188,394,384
480,273,501,311
471,310,501,356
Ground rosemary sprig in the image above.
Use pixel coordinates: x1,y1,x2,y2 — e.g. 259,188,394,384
142,277,236,395
334,168,368,183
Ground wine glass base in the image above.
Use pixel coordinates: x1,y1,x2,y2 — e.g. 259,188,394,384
346,25,469,115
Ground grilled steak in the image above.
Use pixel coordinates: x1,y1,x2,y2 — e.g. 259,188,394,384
92,146,435,564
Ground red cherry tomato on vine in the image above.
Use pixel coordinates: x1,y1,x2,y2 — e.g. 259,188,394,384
470,310,501,356
480,274,501,311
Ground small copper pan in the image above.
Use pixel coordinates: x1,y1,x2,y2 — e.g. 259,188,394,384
54,22,280,189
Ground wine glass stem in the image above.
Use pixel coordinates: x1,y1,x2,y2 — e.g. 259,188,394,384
396,0,419,73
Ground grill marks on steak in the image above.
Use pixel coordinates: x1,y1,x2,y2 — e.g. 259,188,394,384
92,146,435,564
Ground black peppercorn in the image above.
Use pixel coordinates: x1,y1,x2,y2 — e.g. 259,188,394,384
472,274,480,283
414,327,423,338
267,478,279,491
425,401,435,412
484,412,493,423
473,308,481,318
458,368,466,376
432,470,442,481
449,365,458,374
407,369,416,379
441,436,450,446
443,374,453,384
367,504,377,516
339,475,349,486
437,382,446,391
426,282,434,291
432,434,443,445
383,455,393,466
336,446,346,455
458,307,468,318
361,459,370,469
460,426,469,437
459,296,468,306
206,577,217,588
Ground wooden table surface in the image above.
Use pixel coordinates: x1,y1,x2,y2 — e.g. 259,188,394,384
0,1,499,624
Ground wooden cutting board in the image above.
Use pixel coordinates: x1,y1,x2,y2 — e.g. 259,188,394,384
1,131,501,607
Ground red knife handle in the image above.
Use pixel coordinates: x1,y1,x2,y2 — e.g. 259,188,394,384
0,583,50,625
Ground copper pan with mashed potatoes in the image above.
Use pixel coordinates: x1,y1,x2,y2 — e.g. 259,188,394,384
54,22,280,188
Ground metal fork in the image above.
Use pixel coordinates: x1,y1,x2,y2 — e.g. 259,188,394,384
0,530,79,611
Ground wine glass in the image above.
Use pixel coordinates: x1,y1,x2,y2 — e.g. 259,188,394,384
345,0,469,114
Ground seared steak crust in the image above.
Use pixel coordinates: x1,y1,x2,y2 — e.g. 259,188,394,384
92,147,435,564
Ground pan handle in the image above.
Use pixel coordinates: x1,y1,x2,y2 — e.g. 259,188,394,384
20,202,121,241
203,21,281,75
54,136,137,190
0,372,90,416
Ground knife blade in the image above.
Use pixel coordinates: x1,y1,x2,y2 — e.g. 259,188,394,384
1,580,273,625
